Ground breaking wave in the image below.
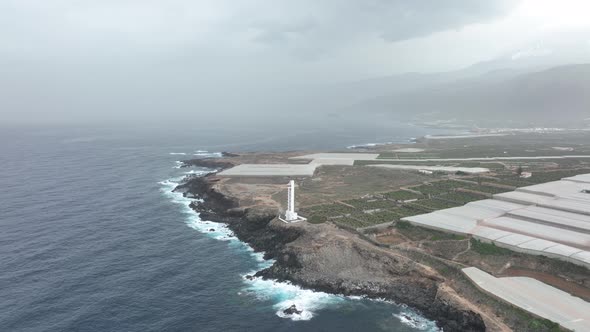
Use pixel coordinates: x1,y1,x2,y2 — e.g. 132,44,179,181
346,142,393,149
393,311,441,331
194,150,223,158
158,172,347,321
244,275,344,321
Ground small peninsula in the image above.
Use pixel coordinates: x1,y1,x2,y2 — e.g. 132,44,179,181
174,132,590,332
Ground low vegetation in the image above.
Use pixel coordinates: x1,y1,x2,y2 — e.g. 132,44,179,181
470,239,513,256
383,190,424,201
302,167,590,233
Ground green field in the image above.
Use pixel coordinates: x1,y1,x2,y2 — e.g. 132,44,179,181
409,199,461,210
343,198,397,210
436,192,487,204
303,168,590,229
383,190,424,201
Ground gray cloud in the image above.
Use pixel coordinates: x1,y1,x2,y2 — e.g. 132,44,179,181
246,0,516,51
0,0,523,125
2,0,517,59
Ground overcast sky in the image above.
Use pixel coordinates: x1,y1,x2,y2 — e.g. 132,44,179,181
2,0,590,125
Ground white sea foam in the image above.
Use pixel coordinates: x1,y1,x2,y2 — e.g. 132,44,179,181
346,142,393,149
169,152,187,155
184,170,213,175
173,161,184,169
159,178,236,239
194,150,223,158
158,173,342,321
243,275,344,321
393,311,441,331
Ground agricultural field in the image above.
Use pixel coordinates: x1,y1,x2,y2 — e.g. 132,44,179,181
457,184,510,195
485,168,590,187
342,198,397,211
351,210,401,225
301,167,590,229
383,190,424,201
483,176,532,188
436,192,487,204
393,205,431,217
299,203,356,223
408,199,462,210
411,180,466,195
330,216,373,228
377,152,441,159
525,168,590,183
411,180,512,196
411,183,455,195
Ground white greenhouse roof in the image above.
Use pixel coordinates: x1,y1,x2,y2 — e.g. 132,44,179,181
463,267,590,332
402,173,590,268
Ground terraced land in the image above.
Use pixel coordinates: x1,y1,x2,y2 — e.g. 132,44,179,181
342,198,397,210
300,203,356,224
302,200,424,227
301,170,590,229
408,199,461,210
382,190,424,201
436,192,488,204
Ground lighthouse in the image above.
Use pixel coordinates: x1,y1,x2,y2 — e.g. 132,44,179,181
280,180,306,223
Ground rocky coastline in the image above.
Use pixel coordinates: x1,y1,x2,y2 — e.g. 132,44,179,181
173,159,486,332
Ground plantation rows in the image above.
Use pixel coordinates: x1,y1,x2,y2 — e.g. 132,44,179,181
526,169,590,183
410,180,511,196
299,203,356,221
408,199,461,210
302,168,590,228
343,198,397,210
485,177,532,187
383,190,424,201
352,210,401,225
436,192,487,204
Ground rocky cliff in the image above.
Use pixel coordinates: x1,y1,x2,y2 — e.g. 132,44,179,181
173,173,486,332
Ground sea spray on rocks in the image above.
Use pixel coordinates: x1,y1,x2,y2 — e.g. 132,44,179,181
159,170,347,321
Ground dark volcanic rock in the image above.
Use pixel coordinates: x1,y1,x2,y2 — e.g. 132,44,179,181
221,152,239,157
283,304,302,315
428,299,486,332
174,175,300,257
179,158,234,169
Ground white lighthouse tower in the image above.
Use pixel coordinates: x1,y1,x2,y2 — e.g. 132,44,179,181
280,180,306,223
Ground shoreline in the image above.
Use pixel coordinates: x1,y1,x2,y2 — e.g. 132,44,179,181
172,158,486,332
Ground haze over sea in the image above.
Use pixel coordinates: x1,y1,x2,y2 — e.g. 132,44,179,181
0,123,450,331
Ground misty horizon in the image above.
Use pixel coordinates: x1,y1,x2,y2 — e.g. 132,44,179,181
2,0,590,126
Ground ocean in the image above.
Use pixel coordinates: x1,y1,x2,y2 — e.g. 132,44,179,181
0,124,449,331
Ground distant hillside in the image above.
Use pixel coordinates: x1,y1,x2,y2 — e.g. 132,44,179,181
356,64,590,126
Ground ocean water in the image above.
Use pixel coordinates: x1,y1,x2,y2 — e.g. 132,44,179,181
0,125,447,332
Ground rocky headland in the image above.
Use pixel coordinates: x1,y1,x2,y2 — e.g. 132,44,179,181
172,158,486,332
